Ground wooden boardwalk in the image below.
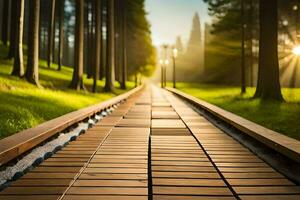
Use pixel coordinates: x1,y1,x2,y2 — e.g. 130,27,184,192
0,85,300,200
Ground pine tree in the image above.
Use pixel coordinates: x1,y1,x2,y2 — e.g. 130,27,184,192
11,0,25,77
93,0,101,93
254,0,283,100
58,0,65,71
25,0,40,86
7,0,17,59
1,0,9,45
70,0,85,90
104,0,115,92
47,0,56,68
186,13,201,56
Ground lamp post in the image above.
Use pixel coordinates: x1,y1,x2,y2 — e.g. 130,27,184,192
172,48,178,88
164,59,169,87
159,59,164,88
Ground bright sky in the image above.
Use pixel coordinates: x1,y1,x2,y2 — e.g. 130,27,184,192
145,0,211,47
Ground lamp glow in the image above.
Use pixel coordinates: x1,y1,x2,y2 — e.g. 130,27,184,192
292,46,300,56
173,48,178,58
165,60,169,65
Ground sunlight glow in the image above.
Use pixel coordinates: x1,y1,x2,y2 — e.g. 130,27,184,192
292,46,300,56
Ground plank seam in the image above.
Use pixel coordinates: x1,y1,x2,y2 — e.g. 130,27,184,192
164,90,240,200
56,129,112,200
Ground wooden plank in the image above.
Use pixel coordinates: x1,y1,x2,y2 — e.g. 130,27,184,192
0,187,66,195
63,196,148,200
234,186,300,195
0,195,60,200
153,196,236,200
79,173,147,180
73,180,147,187
227,179,294,186
153,186,233,196
153,178,225,186
11,179,72,186
66,187,148,195
151,120,186,129
223,172,284,179
152,172,220,179
238,195,300,200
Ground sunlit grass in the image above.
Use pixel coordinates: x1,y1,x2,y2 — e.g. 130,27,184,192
170,82,300,141
0,42,134,139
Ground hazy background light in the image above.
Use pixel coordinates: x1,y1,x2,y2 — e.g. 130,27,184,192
145,0,210,46
292,46,300,55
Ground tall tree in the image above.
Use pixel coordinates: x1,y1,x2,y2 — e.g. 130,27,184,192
104,0,115,92
254,0,283,100
186,13,201,56
11,0,25,77
58,0,65,71
114,0,120,84
99,0,106,80
87,0,96,79
70,0,85,90
25,0,40,85
241,0,246,93
47,0,56,68
125,0,156,79
93,0,101,93
7,0,16,59
1,0,9,45
120,0,127,89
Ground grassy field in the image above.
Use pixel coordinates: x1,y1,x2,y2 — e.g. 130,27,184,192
171,82,300,141
0,43,134,139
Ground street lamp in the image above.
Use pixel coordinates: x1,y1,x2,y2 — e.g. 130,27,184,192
159,59,164,88
164,59,169,87
172,48,178,88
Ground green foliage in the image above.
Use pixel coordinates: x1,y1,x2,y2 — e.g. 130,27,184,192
203,0,241,34
0,43,133,139
173,82,300,140
126,0,156,77
202,0,258,85
203,34,242,85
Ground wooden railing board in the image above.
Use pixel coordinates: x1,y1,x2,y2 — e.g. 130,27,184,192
167,87,300,163
0,86,143,165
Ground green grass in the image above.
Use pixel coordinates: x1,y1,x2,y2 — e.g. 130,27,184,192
170,82,300,141
0,42,134,139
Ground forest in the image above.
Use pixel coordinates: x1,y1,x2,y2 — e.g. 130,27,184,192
0,0,155,138
0,0,155,90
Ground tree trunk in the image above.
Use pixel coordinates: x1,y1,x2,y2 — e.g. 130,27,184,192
121,0,127,90
25,0,40,85
47,0,56,68
84,0,89,74
241,0,246,94
11,0,25,77
248,0,254,87
70,0,85,90
114,0,120,84
1,0,9,45
120,0,127,89
87,0,95,79
7,0,16,59
104,0,115,92
93,0,101,93
58,0,64,71
99,0,105,80
91,0,96,78
254,0,283,100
